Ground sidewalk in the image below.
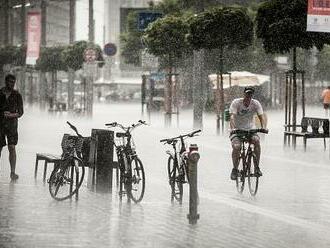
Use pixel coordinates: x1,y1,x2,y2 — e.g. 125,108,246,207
1,104,330,248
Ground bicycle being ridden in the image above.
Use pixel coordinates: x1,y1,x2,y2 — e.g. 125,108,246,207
160,130,201,203
229,86,267,195
105,120,146,203
230,128,268,195
48,122,90,201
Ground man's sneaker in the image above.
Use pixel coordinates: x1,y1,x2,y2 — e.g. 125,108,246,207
10,172,19,180
255,167,262,177
230,168,238,180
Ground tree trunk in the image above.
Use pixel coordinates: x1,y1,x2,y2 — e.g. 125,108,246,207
193,49,205,129
68,68,75,114
39,71,47,109
165,55,173,127
292,47,297,133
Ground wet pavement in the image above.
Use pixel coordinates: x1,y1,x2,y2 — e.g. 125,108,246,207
1,103,330,248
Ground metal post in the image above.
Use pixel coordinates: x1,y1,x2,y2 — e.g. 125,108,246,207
4,0,9,45
216,73,220,135
69,0,76,44
187,144,200,225
88,0,94,43
301,71,306,117
141,75,146,116
20,0,26,45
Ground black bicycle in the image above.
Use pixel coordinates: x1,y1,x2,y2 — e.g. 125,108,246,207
105,120,146,203
48,122,89,201
230,128,268,196
160,130,201,203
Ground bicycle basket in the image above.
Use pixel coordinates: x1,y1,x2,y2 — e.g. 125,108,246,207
61,134,78,154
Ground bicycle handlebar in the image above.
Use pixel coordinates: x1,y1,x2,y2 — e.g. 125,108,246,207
160,130,202,144
66,121,83,138
230,128,269,136
105,120,147,132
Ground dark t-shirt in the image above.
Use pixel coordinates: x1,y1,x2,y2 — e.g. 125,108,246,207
0,87,24,127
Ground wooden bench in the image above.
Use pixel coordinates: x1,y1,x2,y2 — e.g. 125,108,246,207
34,153,61,182
284,117,329,151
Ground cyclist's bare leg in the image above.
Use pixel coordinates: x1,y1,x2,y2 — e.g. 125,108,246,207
250,135,261,166
231,137,241,169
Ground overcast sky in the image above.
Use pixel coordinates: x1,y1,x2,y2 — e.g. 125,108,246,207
76,0,105,46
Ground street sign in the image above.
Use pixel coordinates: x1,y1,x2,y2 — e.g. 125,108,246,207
103,43,117,56
307,0,330,32
137,12,163,31
84,48,98,63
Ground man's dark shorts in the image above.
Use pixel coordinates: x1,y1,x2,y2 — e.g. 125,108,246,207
324,103,330,109
0,121,18,147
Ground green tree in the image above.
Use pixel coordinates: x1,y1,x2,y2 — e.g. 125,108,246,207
256,0,330,129
188,6,253,133
36,46,66,72
143,15,190,125
61,41,103,71
120,11,144,66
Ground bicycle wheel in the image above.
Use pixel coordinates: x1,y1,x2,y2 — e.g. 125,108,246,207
248,153,259,196
127,157,145,203
49,157,85,201
236,156,245,194
167,157,183,203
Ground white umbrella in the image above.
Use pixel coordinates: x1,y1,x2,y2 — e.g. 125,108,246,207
209,71,268,89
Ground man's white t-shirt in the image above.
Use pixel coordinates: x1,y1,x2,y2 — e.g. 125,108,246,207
229,98,263,129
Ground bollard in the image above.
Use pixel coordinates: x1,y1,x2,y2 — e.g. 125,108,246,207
187,144,200,225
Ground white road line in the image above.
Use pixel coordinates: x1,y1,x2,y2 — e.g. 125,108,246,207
201,191,330,234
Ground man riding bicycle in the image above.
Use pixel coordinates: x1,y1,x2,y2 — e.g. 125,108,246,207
229,86,266,180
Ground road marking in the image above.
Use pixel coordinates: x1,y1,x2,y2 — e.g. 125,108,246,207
201,191,330,235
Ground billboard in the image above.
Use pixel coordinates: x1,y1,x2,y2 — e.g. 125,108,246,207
137,12,163,31
307,0,330,32
26,11,41,65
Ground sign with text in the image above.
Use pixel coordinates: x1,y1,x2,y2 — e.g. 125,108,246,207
137,12,163,31
307,0,330,32
26,11,41,65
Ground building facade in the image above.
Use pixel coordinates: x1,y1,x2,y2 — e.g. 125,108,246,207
0,0,70,47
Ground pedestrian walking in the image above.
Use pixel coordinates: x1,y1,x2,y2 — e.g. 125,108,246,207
0,74,24,180
321,86,330,116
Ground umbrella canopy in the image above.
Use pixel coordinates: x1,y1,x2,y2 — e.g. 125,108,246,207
209,71,269,89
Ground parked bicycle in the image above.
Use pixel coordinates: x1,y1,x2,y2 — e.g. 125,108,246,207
160,130,201,203
48,122,89,201
230,128,268,196
105,120,147,203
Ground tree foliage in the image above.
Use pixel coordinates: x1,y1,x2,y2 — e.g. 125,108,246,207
61,41,103,71
36,46,66,72
0,45,26,68
256,0,330,54
143,15,190,60
188,6,253,50
120,11,144,66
